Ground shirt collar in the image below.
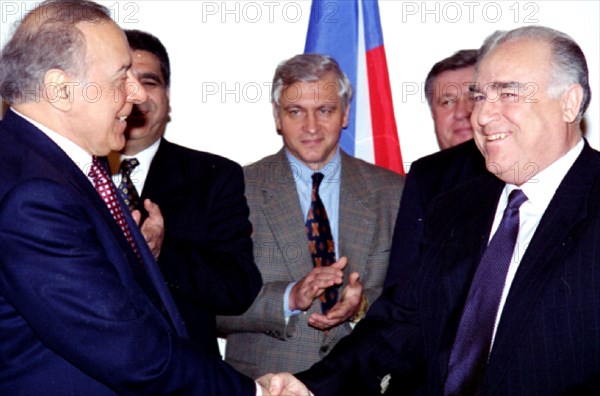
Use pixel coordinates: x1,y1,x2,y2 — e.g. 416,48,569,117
120,137,161,166
284,147,342,187
505,138,584,211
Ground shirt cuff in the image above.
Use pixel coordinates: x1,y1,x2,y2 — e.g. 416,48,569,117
284,281,302,322
255,381,263,396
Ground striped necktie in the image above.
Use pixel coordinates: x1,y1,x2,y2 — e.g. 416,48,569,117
444,189,528,395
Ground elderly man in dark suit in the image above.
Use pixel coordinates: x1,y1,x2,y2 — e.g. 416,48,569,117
0,1,261,394
218,54,404,377
109,29,262,358
265,25,600,396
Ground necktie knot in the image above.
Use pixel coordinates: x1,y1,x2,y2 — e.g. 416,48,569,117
120,158,139,175
507,189,528,211
311,172,325,190
88,156,109,183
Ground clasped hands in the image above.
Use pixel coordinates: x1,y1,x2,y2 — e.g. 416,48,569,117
256,261,365,396
288,256,364,330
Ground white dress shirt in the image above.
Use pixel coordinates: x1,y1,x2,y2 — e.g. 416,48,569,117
490,138,584,346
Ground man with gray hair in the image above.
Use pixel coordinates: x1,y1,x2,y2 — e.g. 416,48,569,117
218,53,404,377
0,1,265,394
264,25,600,396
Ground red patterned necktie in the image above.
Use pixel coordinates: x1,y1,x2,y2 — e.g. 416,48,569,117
88,156,140,259
306,172,338,314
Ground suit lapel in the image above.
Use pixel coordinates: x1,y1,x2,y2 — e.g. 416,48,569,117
437,173,504,307
261,150,314,281
122,139,189,338
485,143,600,391
9,116,188,338
7,112,121,236
338,152,376,281
141,139,182,201
120,188,189,339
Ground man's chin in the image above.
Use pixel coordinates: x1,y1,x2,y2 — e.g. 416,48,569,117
110,136,127,153
124,126,150,140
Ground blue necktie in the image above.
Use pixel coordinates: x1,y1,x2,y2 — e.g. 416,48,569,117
117,158,140,211
306,172,338,314
444,189,528,395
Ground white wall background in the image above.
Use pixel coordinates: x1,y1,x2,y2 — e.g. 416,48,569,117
1,0,599,169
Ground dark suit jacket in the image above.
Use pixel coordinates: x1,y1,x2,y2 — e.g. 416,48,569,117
139,139,262,357
0,111,255,395
385,139,486,288
218,149,403,377
298,141,600,395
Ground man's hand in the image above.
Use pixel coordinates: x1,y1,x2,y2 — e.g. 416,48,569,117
289,257,348,312
308,271,363,330
257,373,313,396
132,199,164,259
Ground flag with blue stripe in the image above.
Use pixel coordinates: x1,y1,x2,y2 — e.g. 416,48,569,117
305,0,404,174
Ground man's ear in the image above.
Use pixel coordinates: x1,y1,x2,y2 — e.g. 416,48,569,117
166,88,172,117
42,69,73,111
273,103,283,134
342,104,350,128
561,84,584,123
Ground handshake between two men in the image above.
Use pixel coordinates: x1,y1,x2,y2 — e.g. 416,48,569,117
257,373,312,396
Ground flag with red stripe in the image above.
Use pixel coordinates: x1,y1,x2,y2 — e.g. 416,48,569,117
305,0,404,174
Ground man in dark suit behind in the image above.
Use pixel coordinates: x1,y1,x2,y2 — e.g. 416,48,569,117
265,25,600,395
0,1,260,394
385,140,486,287
385,50,487,289
110,29,262,357
426,49,479,151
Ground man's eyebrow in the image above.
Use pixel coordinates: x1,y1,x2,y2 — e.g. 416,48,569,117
470,81,526,93
109,63,131,81
116,63,131,75
491,81,524,90
138,72,163,84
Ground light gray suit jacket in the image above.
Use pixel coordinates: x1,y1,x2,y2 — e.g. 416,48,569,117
217,149,403,377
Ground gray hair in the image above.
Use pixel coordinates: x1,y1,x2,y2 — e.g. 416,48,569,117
0,0,111,104
477,25,590,121
271,53,353,112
